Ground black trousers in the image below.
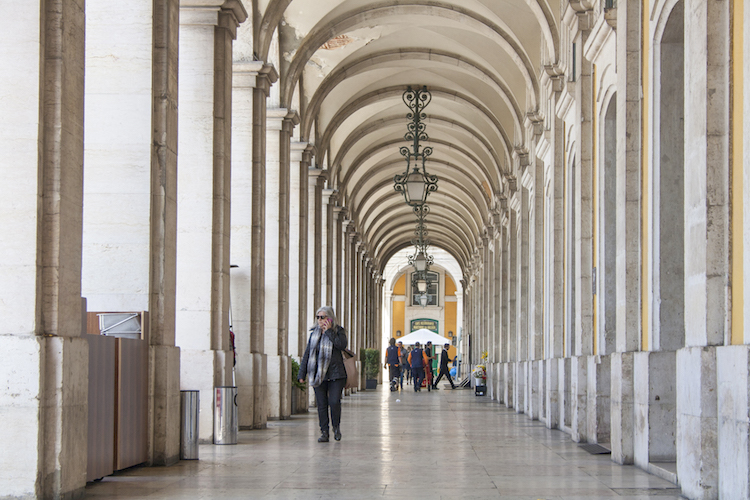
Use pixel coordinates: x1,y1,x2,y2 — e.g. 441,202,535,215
313,377,346,432
388,365,401,383
433,369,455,388
412,367,425,391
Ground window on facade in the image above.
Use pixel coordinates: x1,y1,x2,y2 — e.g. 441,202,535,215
412,271,439,306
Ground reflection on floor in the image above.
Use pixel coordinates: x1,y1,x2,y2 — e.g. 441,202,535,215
86,384,684,499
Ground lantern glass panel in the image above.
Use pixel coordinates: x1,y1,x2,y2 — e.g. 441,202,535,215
406,170,425,204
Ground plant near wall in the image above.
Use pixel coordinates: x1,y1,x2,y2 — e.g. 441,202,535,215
291,358,306,391
364,349,380,380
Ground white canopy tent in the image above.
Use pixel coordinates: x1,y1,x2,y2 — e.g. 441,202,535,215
397,329,452,346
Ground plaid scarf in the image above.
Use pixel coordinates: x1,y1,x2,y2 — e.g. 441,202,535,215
306,325,333,387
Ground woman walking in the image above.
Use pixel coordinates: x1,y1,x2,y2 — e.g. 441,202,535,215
298,306,348,442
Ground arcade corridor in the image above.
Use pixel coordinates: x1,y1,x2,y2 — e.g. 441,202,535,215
85,387,682,499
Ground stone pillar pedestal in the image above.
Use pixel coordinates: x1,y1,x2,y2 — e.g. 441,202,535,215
1,336,89,499
267,355,292,419
148,344,181,466
717,345,750,498
677,347,718,499
527,360,540,420
611,351,635,464
634,351,676,469
514,362,525,413
587,354,611,444
545,357,560,429
251,353,268,429
571,356,588,442
504,363,514,408
562,357,572,431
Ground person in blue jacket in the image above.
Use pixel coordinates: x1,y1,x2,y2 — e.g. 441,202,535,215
408,342,429,392
298,306,348,442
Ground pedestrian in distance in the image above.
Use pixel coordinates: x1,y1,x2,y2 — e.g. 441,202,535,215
408,341,429,392
433,343,456,389
384,337,402,392
398,341,408,389
298,306,348,442
424,341,434,391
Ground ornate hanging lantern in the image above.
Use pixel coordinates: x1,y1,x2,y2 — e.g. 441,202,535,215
393,86,438,206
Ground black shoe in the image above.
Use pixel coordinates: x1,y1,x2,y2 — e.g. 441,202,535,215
333,427,341,441
318,431,329,443
433,386,440,390
451,385,456,389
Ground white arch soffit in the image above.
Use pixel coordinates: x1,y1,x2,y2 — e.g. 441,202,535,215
300,48,525,141
321,87,512,183
279,1,541,110
334,114,506,191
383,247,464,294
367,205,479,256
373,218,477,261
380,239,470,275
348,158,489,221
340,137,498,206
357,183,486,242
314,67,516,168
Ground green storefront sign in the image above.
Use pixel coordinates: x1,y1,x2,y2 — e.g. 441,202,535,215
411,318,438,333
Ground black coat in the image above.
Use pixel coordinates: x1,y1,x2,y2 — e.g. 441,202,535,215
439,350,453,371
298,325,348,382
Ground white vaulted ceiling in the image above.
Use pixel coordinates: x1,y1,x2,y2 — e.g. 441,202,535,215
253,0,561,275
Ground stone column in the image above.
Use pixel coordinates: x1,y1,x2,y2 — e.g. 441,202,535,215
322,189,336,305
531,156,545,422
175,0,247,440
509,192,523,413
342,220,352,338
149,0,182,465
610,0,643,465
231,61,276,429
519,180,531,416
289,141,309,359
334,208,347,315
492,212,504,401
677,1,730,497
265,108,298,420
0,1,87,497
307,169,324,320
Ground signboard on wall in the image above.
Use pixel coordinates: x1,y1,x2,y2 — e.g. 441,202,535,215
411,318,438,333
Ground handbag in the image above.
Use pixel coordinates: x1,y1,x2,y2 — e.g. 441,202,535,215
342,348,359,389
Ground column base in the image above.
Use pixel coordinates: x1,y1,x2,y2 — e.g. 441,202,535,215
587,354,611,444
717,345,750,498
149,344,180,466
677,346,717,499
611,352,635,464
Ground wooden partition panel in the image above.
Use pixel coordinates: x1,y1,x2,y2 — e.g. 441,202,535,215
114,331,149,470
86,333,116,481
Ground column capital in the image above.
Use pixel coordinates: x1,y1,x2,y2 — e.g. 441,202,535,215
308,167,324,180
290,141,309,162
232,61,277,94
180,0,248,26
322,188,336,205
267,108,300,134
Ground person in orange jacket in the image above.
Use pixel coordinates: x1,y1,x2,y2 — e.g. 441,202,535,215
408,341,429,392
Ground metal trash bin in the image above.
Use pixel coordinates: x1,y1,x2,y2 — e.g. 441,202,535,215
214,386,238,445
180,390,199,459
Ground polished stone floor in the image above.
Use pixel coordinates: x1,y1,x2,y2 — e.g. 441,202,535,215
86,384,684,499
